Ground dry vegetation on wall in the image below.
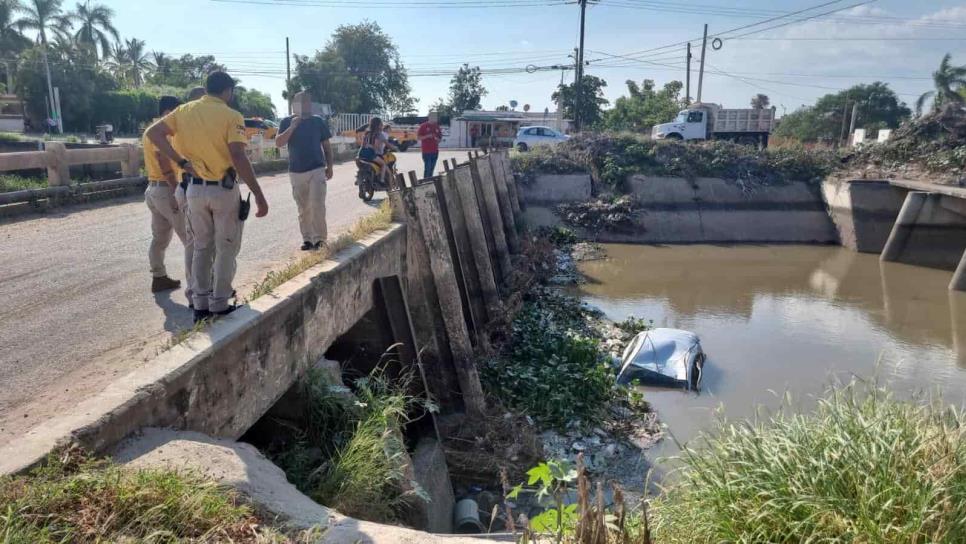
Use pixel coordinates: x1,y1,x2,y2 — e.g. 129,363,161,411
845,104,966,183
511,135,838,192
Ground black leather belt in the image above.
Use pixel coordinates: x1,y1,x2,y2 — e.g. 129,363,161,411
190,179,221,186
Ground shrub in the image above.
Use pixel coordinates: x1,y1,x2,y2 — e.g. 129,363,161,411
0,174,46,192
0,132,22,143
510,145,588,185
650,382,966,543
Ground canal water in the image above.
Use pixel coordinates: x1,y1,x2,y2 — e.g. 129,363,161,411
576,244,966,461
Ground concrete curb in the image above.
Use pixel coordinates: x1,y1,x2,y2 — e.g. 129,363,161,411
0,224,406,476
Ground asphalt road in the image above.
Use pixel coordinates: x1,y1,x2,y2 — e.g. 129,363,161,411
0,150,463,442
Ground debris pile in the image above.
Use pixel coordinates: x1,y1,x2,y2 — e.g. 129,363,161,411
847,104,966,184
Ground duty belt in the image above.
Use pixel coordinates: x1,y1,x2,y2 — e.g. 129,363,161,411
190,178,222,186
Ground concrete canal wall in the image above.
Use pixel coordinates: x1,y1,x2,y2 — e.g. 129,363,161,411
521,173,838,244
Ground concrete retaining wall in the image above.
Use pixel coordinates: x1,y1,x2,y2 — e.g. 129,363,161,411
0,226,408,475
822,179,907,253
882,192,966,272
522,174,837,244
517,174,592,204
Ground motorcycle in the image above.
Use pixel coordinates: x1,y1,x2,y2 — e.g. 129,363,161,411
355,138,399,202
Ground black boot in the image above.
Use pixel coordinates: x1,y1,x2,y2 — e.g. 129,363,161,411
152,276,182,293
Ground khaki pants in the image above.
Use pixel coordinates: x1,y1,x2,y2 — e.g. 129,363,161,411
175,184,194,302
187,183,243,312
290,167,328,244
145,183,190,291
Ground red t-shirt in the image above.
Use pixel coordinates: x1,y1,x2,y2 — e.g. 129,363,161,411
418,121,442,154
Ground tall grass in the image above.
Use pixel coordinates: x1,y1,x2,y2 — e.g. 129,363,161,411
0,450,304,542
311,372,427,523
650,382,966,543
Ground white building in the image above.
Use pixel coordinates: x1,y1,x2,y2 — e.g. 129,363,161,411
0,94,25,133
442,109,572,149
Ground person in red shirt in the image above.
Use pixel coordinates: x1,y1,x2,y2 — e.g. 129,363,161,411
417,112,443,179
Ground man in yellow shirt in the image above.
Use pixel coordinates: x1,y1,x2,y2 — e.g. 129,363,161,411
143,95,188,294
170,87,209,307
146,72,269,322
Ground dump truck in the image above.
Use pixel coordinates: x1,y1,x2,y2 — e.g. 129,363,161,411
652,103,777,147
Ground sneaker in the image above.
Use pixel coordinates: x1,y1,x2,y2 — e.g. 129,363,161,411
300,241,314,251
152,276,182,293
213,305,237,317
193,309,212,324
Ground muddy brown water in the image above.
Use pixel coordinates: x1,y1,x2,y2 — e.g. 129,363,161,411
575,244,966,465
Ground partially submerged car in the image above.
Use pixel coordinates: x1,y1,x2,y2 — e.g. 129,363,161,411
617,328,705,390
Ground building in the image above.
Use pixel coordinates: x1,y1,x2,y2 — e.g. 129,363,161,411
442,109,573,149
0,94,25,133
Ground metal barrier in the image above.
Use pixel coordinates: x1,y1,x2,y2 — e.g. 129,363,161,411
329,113,378,135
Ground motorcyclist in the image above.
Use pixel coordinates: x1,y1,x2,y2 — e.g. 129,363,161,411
358,117,396,189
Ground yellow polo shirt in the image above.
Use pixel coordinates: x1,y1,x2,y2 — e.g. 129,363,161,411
142,118,175,182
161,95,247,181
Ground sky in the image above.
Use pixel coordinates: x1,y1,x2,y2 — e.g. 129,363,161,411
91,0,966,117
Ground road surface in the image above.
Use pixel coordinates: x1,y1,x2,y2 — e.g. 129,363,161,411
0,150,463,443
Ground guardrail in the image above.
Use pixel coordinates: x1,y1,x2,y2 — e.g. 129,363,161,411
0,142,140,186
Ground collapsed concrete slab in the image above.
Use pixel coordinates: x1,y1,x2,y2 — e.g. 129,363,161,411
114,428,505,544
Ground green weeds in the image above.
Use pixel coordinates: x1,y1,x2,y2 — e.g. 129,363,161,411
0,174,46,193
650,382,966,543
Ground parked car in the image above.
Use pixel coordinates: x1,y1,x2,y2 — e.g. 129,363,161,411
616,328,705,390
513,126,569,151
244,118,279,140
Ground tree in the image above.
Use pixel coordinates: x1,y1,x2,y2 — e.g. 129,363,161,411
326,21,412,113
18,0,73,130
917,53,966,115
448,64,486,113
124,37,150,87
751,93,770,109
552,75,609,128
70,1,116,60
774,82,911,143
0,0,30,53
232,87,275,119
602,79,684,133
287,50,364,113
148,54,224,88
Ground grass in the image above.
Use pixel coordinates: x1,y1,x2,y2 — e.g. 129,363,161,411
649,381,966,543
248,199,394,301
312,372,427,523
0,449,308,543
0,132,23,143
0,174,46,193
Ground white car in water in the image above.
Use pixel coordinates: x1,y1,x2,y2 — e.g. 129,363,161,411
617,328,705,390
514,126,569,151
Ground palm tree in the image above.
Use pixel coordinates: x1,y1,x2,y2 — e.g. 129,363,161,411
70,1,116,60
105,39,126,83
18,0,72,131
917,53,966,115
1,0,30,52
124,37,150,87
151,50,171,85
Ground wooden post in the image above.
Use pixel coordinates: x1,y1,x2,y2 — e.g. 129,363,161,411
497,151,523,215
439,170,489,332
408,184,487,418
488,153,521,253
472,156,513,281
121,143,140,178
389,190,451,375
431,174,479,341
44,141,69,186
408,170,419,187
454,166,503,320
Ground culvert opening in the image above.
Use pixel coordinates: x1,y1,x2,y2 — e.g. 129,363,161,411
240,306,479,534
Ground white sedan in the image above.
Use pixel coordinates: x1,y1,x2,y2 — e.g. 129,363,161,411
513,126,570,151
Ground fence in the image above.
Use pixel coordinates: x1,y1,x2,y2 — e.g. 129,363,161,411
329,113,379,136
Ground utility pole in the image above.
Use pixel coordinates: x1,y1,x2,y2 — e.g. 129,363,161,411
847,102,859,146
685,43,692,105
575,0,588,132
696,24,708,104
285,37,292,116
839,99,850,147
